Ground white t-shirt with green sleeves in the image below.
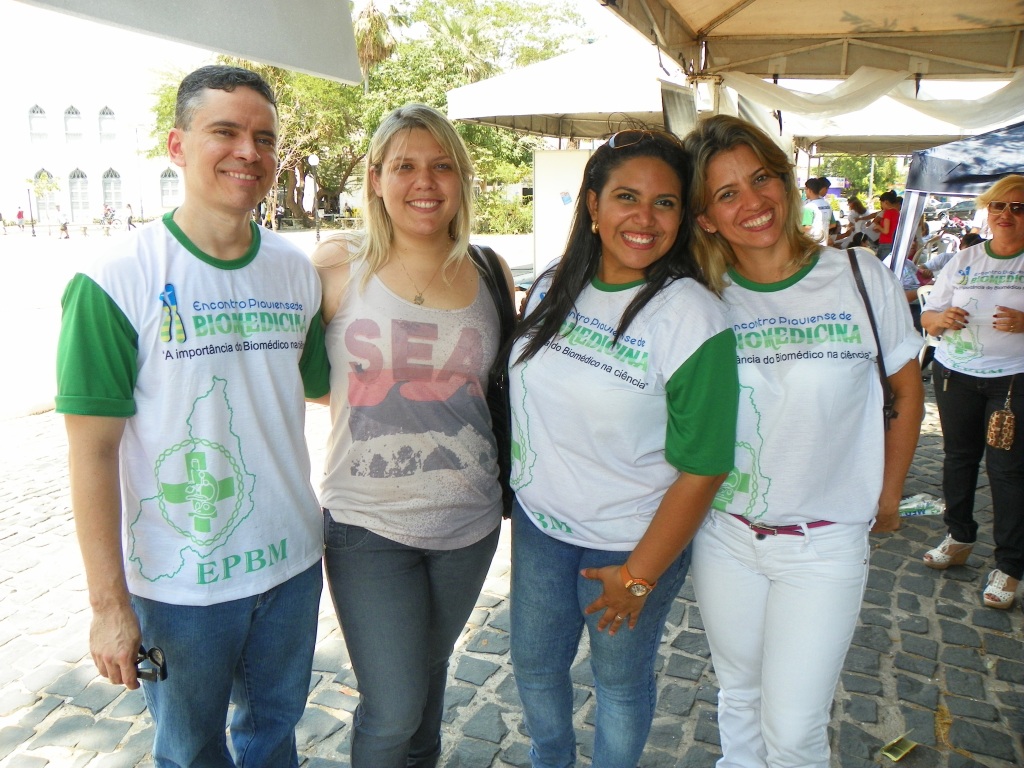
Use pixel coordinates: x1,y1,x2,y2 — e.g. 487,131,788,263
56,213,330,606
928,240,1024,377
713,247,920,526
510,270,738,550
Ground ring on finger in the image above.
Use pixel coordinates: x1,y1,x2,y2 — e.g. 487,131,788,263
615,614,625,620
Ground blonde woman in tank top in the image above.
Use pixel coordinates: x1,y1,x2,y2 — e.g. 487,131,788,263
311,104,514,768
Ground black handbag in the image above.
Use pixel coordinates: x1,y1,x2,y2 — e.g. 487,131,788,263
469,244,516,518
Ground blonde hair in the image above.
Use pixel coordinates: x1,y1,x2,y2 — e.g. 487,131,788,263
976,174,1024,208
684,115,819,293
352,104,474,288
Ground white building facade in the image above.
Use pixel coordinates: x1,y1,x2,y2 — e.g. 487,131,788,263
5,94,185,227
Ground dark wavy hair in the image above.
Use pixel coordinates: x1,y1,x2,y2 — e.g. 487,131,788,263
513,131,702,364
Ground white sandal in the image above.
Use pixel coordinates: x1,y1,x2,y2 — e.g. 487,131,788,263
923,534,973,570
983,569,1019,610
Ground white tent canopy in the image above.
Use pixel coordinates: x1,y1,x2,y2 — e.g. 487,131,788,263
598,0,1023,81
15,0,361,84
447,34,688,139
714,68,1024,154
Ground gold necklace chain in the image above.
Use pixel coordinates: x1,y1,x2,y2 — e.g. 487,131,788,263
395,253,444,305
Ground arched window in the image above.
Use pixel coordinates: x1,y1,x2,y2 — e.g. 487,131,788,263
69,168,89,221
29,105,47,142
160,168,180,208
99,107,116,143
34,169,58,221
65,106,82,143
102,168,122,209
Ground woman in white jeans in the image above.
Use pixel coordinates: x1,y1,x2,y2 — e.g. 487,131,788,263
683,115,925,768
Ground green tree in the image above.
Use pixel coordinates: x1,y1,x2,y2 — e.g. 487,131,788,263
28,170,60,198
407,0,583,70
820,155,903,198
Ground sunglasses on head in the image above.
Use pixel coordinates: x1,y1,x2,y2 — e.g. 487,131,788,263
988,201,1024,216
607,129,683,149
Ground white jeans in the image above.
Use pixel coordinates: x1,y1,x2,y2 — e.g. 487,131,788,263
691,512,870,768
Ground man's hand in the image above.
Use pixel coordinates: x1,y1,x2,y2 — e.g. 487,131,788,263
90,601,143,689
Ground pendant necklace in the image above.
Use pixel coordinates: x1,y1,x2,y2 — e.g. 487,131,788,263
396,253,444,305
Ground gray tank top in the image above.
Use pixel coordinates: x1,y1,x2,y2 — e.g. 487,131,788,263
320,261,502,549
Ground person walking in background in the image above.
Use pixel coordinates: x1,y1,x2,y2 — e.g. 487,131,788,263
684,115,923,768
508,129,738,768
802,177,831,246
873,190,901,260
57,205,69,238
125,203,136,230
921,175,1024,610
312,104,513,768
812,177,834,243
17,207,25,231
802,178,827,244
56,65,330,766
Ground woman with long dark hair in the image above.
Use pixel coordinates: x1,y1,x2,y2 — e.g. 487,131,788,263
508,129,738,767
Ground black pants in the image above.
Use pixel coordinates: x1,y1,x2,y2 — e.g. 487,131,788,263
934,363,1024,579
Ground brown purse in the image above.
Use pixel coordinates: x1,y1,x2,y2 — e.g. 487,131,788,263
987,376,1016,450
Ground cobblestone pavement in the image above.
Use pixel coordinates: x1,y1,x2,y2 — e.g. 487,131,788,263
0,395,1021,768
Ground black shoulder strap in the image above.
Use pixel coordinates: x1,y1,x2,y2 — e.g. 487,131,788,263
469,244,515,347
847,248,897,429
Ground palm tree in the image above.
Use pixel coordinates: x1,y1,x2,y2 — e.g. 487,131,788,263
355,1,399,92
427,15,498,83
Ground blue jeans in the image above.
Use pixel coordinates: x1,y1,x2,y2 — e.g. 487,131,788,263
323,511,500,768
131,561,323,768
509,502,690,768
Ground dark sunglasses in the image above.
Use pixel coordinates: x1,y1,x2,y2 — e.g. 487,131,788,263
607,129,683,149
988,201,1024,216
136,645,168,682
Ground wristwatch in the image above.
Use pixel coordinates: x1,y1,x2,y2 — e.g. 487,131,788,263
620,564,656,597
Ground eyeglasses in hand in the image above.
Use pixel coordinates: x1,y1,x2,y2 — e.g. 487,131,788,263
136,645,168,682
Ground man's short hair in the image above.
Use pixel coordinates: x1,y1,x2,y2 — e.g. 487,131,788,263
175,65,277,130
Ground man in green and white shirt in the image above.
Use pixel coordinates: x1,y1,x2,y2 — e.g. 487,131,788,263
56,65,329,767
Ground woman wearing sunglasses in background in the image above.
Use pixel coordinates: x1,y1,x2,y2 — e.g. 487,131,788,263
507,129,738,768
921,176,1024,610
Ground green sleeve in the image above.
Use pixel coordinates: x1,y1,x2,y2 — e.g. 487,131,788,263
664,329,738,475
300,308,330,399
55,273,139,417
801,206,814,227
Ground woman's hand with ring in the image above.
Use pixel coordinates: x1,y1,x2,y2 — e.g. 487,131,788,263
994,305,1022,334
581,565,644,634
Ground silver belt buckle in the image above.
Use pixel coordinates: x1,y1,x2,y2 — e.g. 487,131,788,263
750,522,780,536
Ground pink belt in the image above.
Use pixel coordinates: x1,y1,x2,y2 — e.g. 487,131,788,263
729,513,834,537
